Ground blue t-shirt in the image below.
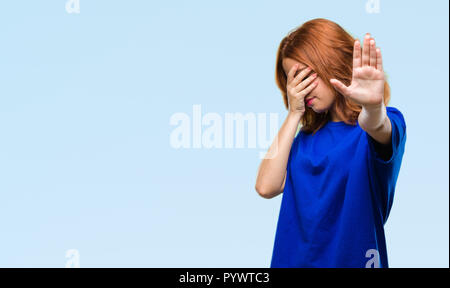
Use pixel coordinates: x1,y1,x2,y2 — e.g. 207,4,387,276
270,106,406,268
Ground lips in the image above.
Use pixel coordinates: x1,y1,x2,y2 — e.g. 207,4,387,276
305,97,315,106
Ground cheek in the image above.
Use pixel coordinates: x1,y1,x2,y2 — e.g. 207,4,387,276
312,80,336,110
317,82,335,101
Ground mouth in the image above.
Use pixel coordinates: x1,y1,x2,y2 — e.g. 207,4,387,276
305,97,316,107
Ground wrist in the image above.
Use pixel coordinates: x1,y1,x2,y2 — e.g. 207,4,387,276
287,111,303,122
361,101,384,113
359,103,387,132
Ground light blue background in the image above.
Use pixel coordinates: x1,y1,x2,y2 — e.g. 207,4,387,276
0,0,448,267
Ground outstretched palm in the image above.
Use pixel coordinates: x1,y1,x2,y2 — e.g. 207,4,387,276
330,34,385,108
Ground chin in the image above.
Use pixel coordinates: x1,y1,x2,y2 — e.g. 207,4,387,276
312,106,325,113
311,102,332,114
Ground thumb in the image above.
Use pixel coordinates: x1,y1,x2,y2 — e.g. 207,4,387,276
330,79,351,98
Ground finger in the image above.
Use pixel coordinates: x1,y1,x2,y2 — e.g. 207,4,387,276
287,63,299,83
291,67,312,87
376,47,383,71
353,40,362,69
298,78,319,96
295,72,317,93
362,33,370,66
369,38,377,68
330,79,351,98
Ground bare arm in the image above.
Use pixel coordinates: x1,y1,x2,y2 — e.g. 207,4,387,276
358,104,392,145
255,62,318,199
330,33,391,145
255,112,301,199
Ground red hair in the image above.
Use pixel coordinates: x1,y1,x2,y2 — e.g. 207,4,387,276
275,18,390,134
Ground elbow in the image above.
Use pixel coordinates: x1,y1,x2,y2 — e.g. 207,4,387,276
255,183,277,199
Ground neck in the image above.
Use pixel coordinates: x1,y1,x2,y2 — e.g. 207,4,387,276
329,106,343,122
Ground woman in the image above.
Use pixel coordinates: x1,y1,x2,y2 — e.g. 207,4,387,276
255,18,406,268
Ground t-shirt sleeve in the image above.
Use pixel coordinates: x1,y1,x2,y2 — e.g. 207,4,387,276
366,106,407,223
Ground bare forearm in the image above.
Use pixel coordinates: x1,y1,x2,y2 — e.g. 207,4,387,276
358,104,392,145
255,112,301,198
